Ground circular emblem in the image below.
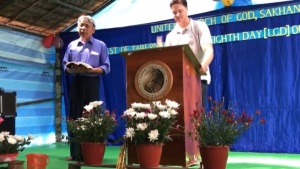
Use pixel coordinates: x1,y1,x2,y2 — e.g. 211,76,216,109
135,61,173,100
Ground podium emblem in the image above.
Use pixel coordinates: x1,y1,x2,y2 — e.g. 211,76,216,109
135,61,173,100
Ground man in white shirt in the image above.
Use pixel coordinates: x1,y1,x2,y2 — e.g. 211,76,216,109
165,0,214,109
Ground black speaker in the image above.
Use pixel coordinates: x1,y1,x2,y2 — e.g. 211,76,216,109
0,91,16,134
0,117,15,135
0,91,17,116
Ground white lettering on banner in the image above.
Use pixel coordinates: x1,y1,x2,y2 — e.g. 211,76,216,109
151,23,175,33
108,3,300,55
150,3,300,33
212,25,295,44
108,24,300,55
108,43,158,55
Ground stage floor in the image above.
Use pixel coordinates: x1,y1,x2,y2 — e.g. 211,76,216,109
0,143,299,169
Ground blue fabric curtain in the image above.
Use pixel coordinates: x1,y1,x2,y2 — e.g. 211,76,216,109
206,2,300,153
60,1,300,152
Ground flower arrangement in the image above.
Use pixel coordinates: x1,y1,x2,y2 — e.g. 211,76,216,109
123,99,180,144
0,131,33,154
191,97,266,147
66,100,117,143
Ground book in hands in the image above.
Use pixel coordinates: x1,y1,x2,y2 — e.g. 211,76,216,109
66,62,92,70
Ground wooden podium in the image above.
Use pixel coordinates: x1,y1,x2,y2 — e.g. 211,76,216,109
121,45,202,167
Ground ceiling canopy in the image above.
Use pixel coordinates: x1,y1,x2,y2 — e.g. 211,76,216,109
0,0,112,36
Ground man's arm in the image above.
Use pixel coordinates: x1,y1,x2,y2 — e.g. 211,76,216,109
86,67,105,74
200,43,214,73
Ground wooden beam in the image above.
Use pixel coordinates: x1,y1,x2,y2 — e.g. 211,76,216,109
0,21,45,36
55,48,62,142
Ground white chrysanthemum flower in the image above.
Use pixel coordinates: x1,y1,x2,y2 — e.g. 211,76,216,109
165,99,180,109
132,103,151,109
1,131,10,136
89,101,103,107
7,137,17,145
14,135,24,143
147,113,158,120
135,112,146,119
156,104,167,110
136,123,148,131
170,109,178,116
84,104,94,112
140,103,151,109
124,108,136,117
131,102,143,109
148,129,159,142
125,127,135,140
159,111,171,119
0,134,4,142
28,134,34,140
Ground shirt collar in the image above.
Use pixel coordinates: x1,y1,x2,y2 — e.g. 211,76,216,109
77,36,94,46
174,18,192,34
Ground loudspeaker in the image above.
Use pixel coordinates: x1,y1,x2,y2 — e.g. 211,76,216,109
0,91,16,116
0,91,16,134
0,117,15,135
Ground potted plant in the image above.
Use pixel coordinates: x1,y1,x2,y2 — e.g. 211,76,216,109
190,97,266,169
0,131,33,162
122,99,180,168
66,100,117,165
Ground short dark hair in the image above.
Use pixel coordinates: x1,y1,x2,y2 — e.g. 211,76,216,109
169,0,188,8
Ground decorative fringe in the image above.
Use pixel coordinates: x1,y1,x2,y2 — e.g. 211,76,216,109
116,138,127,169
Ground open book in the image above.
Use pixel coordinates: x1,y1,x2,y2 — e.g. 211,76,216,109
66,62,92,69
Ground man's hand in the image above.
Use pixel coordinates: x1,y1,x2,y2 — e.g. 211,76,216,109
200,65,208,74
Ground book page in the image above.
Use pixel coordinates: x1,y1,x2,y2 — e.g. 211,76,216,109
77,62,92,69
66,62,92,69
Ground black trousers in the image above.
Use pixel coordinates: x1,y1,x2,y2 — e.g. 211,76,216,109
201,80,208,110
68,75,100,160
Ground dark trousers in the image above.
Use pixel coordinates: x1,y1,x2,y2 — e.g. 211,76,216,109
201,80,208,110
68,75,100,160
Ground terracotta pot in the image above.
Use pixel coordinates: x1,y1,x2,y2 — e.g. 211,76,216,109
0,153,19,162
8,160,24,169
26,153,49,169
200,146,229,169
81,142,106,165
136,143,162,168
